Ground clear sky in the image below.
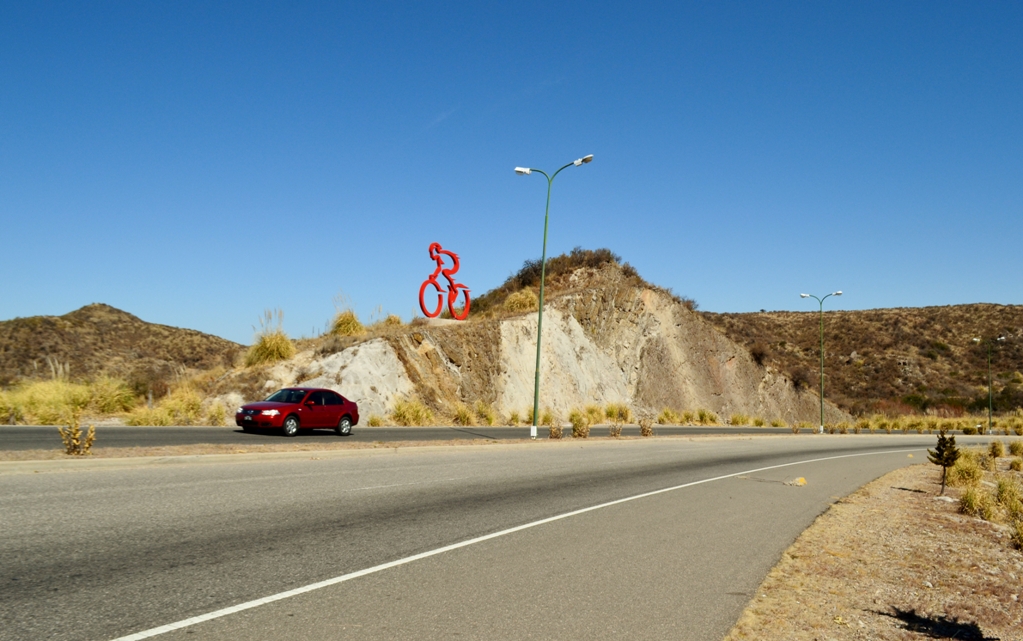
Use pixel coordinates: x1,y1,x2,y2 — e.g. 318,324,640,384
2,2,1020,345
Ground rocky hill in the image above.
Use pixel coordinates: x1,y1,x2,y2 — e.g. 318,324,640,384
701,304,1023,416
0,304,242,395
208,261,846,424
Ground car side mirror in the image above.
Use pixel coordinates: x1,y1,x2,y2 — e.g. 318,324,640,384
305,401,316,407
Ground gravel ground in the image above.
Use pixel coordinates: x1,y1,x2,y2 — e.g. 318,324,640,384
725,461,1023,641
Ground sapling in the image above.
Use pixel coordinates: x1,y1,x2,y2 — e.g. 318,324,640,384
928,429,960,495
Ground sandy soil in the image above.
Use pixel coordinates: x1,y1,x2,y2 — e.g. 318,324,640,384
725,462,1023,641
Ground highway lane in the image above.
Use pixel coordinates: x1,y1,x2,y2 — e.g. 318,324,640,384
0,424,796,450
0,435,980,641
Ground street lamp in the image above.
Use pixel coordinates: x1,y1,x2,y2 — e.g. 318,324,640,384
800,291,842,433
972,335,1005,434
515,154,594,439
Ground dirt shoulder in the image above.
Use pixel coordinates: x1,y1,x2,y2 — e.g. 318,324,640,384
725,462,1023,641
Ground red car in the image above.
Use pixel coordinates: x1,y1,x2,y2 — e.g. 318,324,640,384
235,388,359,436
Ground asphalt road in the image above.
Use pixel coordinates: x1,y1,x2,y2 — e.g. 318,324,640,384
0,424,797,451
0,434,974,641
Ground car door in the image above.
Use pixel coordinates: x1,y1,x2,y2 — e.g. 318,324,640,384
323,391,345,426
304,391,328,428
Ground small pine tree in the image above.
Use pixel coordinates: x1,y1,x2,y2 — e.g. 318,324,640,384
927,429,960,495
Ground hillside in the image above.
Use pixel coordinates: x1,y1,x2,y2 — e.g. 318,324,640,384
207,258,846,425
0,304,242,395
701,305,1023,416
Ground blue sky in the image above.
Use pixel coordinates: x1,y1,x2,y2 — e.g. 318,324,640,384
2,2,1020,345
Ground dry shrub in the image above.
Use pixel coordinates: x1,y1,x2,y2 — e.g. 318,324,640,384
990,440,1006,458
960,486,996,519
696,408,718,425
453,403,476,426
729,413,749,426
569,408,590,438
205,402,227,427
752,416,765,427
657,408,681,425
1011,458,1023,472
367,414,384,427
770,418,786,428
962,425,978,435
384,314,403,326
391,397,433,426
504,289,539,313
58,409,95,456
1010,441,1023,457
507,410,521,426
853,418,869,434
331,310,365,337
540,407,557,428
1013,520,1023,551
474,400,496,426
4,379,92,425
682,410,696,425
996,477,1023,520
584,404,603,426
605,403,632,427
246,309,296,366
90,376,137,413
125,406,174,426
548,424,563,439
639,418,654,437
948,451,983,487
791,423,802,434
837,421,850,434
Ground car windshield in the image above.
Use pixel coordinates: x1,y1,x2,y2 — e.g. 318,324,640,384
264,389,307,404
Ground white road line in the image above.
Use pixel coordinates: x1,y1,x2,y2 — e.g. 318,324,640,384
110,447,923,641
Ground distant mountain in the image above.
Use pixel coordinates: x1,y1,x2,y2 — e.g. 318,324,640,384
0,304,242,394
701,304,1023,415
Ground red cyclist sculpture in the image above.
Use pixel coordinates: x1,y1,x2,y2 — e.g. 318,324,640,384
419,242,470,320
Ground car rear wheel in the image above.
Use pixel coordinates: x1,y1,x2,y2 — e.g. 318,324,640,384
283,415,300,437
335,416,352,436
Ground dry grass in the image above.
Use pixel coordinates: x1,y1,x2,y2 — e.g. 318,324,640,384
57,409,95,456
605,402,632,436
245,309,295,366
729,413,750,426
696,408,718,425
367,415,384,427
390,397,434,426
330,310,365,337
725,463,1023,641
452,403,476,426
474,400,496,426
569,408,590,438
503,289,539,313
657,407,682,425
585,404,604,426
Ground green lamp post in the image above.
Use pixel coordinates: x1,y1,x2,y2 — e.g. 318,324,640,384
800,291,842,433
514,154,594,439
972,335,1005,434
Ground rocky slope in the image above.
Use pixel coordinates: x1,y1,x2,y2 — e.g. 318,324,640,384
212,265,846,424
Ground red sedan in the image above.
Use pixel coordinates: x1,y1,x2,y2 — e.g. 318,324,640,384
235,388,359,436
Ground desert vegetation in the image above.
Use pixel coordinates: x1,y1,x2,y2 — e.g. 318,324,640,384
944,443,1023,549
245,309,295,366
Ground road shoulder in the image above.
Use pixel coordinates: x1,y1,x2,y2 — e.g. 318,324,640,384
724,462,1022,640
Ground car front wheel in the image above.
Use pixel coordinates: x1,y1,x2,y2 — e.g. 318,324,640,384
336,416,352,436
283,415,300,437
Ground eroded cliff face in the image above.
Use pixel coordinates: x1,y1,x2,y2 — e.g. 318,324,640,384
218,265,848,424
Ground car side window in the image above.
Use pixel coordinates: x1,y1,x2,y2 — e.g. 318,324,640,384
307,391,326,406
325,392,343,406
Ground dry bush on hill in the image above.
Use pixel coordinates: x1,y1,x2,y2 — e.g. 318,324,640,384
702,304,1023,417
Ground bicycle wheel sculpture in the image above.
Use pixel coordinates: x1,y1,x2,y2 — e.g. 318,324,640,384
419,242,470,320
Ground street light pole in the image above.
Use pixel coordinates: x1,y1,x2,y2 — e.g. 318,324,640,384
973,336,1005,433
514,154,594,439
800,291,842,433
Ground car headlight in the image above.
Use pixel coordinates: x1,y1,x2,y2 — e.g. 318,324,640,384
261,409,280,417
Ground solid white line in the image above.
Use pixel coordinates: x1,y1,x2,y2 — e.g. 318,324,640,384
110,447,923,640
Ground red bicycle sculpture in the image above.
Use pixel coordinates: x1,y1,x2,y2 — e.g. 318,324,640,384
419,242,470,320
